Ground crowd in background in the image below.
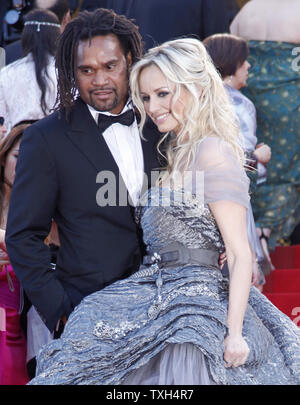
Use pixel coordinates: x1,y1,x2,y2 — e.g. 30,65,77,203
0,0,299,385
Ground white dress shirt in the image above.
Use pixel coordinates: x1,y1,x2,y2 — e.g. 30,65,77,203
87,100,144,206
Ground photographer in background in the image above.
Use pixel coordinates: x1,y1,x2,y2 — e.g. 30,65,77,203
3,0,70,66
0,1,10,47
1,1,32,49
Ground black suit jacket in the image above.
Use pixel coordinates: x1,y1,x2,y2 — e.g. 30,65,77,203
5,98,162,332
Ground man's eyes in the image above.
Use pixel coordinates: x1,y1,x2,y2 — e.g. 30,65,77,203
79,68,93,74
78,64,118,74
107,63,117,70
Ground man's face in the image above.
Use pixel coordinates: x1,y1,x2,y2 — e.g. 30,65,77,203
76,34,132,114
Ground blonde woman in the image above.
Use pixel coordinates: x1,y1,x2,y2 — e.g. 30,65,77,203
29,39,299,385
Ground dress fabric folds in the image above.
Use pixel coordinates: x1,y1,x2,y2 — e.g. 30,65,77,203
28,138,300,385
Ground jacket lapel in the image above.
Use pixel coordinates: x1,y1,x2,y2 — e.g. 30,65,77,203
65,99,164,197
65,98,120,174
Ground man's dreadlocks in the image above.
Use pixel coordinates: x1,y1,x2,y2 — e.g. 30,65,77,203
55,8,143,116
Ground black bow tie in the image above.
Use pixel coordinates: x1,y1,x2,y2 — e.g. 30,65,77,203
97,109,135,133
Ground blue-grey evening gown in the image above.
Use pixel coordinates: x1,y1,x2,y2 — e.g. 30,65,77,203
28,138,300,385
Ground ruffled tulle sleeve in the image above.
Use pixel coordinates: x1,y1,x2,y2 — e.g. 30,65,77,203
190,136,250,208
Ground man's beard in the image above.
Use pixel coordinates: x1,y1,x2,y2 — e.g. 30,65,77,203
89,65,130,113
89,88,119,113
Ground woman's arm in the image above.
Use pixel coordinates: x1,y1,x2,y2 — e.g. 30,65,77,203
209,200,252,368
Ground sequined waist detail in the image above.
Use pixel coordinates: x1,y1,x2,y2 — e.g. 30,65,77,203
142,241,220,270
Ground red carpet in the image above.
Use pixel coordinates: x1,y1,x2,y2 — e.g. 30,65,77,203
263,245,300,327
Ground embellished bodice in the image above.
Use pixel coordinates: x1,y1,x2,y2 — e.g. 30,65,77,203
136,187,225,255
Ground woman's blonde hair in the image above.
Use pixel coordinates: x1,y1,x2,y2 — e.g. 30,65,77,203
130,38,244,180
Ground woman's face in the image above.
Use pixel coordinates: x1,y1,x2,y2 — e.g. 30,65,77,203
3,139,20,187
138,64,189,134
232,60,251,90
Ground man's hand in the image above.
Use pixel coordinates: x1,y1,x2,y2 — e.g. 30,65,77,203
251,259,260,287
61,315,67,325
254,143,271,164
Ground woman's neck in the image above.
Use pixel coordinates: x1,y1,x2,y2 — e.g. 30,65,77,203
223,77,239,90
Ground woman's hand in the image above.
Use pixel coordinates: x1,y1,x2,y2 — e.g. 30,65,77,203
223,333,250,368
0,228,6,251
254,143,271,164
0,229,9,265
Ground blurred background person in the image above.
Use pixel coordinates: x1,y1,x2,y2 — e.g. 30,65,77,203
4,0,70,65
103,0,240,52
204,33,272,287
230,0,300,250
0,123,30,385
0,0,19,49
0,8,60,132
68,0,108,13
35,0,70,29
0,117,7,141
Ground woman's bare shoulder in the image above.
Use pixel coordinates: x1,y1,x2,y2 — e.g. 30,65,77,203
230,0,300,43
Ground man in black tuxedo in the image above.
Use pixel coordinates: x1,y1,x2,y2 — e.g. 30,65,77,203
5,8,161,335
